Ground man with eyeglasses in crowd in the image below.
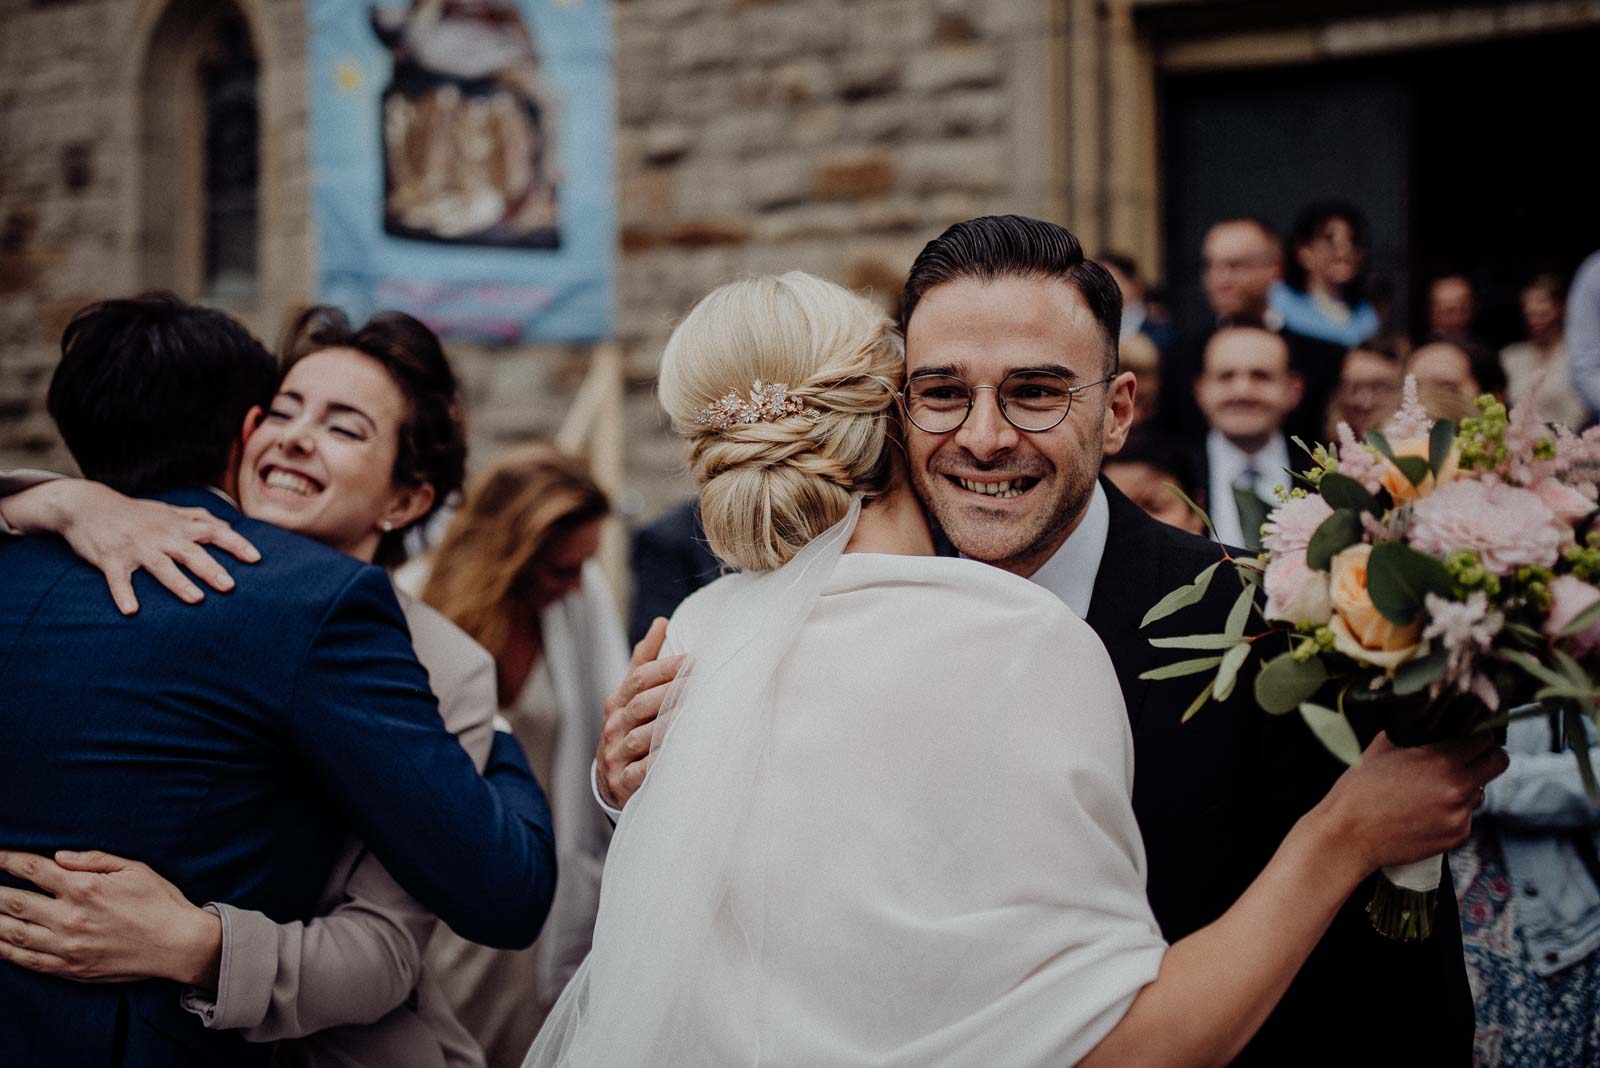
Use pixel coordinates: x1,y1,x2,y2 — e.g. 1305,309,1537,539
1159,217,1345,452
598,216,1480,1065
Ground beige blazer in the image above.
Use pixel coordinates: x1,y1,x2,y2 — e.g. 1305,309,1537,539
179,593,499,1068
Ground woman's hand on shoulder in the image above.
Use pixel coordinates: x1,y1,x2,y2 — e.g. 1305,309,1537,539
0,849,221,989
14,480,259,615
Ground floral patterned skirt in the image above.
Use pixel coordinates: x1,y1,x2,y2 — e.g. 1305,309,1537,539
1453,828,1600,1067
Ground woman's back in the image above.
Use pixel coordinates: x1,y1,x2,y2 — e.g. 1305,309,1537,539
646,552,1165,1065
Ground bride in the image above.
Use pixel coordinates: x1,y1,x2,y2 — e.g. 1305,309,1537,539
526,272,1497,1066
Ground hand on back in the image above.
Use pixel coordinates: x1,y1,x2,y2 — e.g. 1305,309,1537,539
596,617,689,810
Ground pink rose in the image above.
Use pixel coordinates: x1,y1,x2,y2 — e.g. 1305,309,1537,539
1530,477,1596,527
1408,479,1566,576
1545,575,1600,656
1264,553,1333,626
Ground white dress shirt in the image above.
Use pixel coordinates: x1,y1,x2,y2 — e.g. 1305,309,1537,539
1024,480,1109,618
1206,431,1290,548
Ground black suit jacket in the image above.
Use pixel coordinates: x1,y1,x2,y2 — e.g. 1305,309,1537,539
1088,478,1472,1065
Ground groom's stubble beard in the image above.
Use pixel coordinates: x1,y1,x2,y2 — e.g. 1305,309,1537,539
908,412,1104,579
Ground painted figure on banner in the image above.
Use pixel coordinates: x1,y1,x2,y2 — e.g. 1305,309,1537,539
372,0,562,248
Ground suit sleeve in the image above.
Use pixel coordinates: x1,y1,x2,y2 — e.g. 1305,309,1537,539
182,639,507,1037
285,564,556,949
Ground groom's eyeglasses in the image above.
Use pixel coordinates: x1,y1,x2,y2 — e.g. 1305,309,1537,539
902,371,1115,434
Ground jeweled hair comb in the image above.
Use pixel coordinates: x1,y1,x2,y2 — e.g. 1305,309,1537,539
692,380,821,432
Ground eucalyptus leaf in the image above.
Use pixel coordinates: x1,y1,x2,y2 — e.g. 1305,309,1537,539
1552,647,1594,691
1393,645,1448,696
1141,559,1222,629
1159,483,1219,543
1299,702,1364,767
1366,541,1454,626
1149,633,1249,651
1254,651,1328,715
1559,597,1600,639
1139,655,1226,681
1181,680,1216,723
1225,582,1255,638
1429,419,1457,477
1307,509,1364,572
1319,473,1380,515
1505,621,1547,644
1212,641,1253,702
1504,649,1572,690
1564,706,1600,802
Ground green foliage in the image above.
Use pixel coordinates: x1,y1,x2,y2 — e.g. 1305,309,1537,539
1307,509,1364,571
1393,646,1448,697
1429,419,1457,477
1149,633,1248,651
1318,473,1380,515
1139,655,1226,681
1181,680,1215,724
1224,582,1255,638
1299,703,1364,767
1140,559,1221,629
1365,430,1429,487
1446,550,1501,597
1212,642,1253,702
1255,651,1329,714
1457,396,1510,471
1366,542,1454,626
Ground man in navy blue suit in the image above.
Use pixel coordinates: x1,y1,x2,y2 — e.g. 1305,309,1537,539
0,295,557,1067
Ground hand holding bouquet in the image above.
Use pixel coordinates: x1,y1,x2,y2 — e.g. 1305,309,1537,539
1145,378,1600,939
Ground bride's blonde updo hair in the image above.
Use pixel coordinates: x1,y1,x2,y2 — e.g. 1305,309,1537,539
657,271,903,572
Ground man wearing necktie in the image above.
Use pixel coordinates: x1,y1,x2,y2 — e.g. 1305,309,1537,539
1194,325,1302,549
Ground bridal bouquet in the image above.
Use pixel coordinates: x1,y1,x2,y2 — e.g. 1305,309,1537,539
1145,378,1600,939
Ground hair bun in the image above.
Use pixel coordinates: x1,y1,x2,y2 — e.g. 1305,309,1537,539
658,273,902,571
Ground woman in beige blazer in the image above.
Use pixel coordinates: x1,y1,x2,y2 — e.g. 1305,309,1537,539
0,308,518,1067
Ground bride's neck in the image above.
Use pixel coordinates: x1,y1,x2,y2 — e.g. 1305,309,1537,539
845,474,935,557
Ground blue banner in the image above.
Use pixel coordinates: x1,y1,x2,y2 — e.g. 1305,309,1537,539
308,0,613,343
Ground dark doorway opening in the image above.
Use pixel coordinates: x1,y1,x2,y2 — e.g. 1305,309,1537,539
1161,28,1600,348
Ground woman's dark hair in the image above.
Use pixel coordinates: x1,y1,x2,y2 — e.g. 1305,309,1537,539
47,292,277,496
279,306,467,567
1284,200,1369,305
901,215,1123,375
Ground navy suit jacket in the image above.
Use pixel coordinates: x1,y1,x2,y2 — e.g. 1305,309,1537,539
1088,479,1472,1065
0,488,557,1068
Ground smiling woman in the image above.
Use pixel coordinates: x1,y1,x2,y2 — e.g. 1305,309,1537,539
243,307,467,567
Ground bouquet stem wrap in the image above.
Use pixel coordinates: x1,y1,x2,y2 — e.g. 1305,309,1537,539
1367,853,1442,941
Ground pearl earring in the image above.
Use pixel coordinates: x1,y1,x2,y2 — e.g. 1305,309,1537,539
381,520,394,532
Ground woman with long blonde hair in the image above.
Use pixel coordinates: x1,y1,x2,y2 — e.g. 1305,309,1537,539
403,441,628,1068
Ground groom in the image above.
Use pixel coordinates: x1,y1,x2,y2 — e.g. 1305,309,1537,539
601,217,1476,1064
0,294,557,1067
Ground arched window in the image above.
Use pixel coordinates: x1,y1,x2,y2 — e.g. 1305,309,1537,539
198,10,259,302
138,0,261,305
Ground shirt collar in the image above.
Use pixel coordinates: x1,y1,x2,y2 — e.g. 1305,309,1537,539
1206,430,1290,489
1024,480,1109,618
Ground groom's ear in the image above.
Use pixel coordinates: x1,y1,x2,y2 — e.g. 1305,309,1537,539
1101,370,1137,456
240,405,265,445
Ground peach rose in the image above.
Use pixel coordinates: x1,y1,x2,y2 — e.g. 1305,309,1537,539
1377,437,1460,505
1328,543,1425,669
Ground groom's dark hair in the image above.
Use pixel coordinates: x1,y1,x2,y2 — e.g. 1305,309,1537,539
47,292,278,495
900,215,1123,374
